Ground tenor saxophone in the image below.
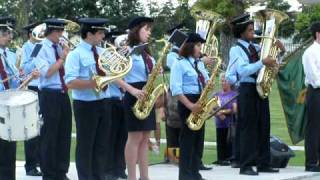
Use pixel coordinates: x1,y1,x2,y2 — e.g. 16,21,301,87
186,6,224,131
132,40,171,120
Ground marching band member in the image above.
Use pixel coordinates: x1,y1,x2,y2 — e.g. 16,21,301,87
164,24,184,163
170,33,209,180
302,22,320,172
34,18,72,180
0,16,19,180
229,14,280,175
104,33,128,180
64,18,111,180
20,22,42,177
115,16,155,180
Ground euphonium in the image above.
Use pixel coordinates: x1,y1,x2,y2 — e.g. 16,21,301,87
191,5,224,71
132,39,170,120
255,9,289,99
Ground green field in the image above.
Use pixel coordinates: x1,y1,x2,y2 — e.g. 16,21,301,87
15,83,305,167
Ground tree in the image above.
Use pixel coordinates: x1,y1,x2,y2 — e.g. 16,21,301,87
295,4,320,42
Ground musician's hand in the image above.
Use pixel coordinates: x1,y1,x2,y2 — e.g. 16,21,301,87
274,40,286,52
31,70,40,79
202,56,215,66
61,46,70,61
189,103,201,114
19,69,25,76
262,56,277,67
130,88,146,100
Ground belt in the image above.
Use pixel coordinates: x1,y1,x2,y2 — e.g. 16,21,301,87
41,88,66,94
106,97,122,101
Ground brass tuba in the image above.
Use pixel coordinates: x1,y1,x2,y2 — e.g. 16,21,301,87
187,7,224,131
255,9,289,99
191,5,224,71
132,39,170,120
31,19,81,49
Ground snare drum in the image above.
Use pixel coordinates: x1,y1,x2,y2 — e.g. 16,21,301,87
0,89,41,141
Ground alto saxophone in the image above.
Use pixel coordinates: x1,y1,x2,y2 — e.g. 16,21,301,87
132,40,171,120
186,57,222,131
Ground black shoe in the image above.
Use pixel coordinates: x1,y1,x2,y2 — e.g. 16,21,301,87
116,171,128,179
59,175,70,180
218,160,231,166
240,167,259,176
257,166,279,173
26,168,42,176
199,164,212,170
306,166,320,172
231,162,240,168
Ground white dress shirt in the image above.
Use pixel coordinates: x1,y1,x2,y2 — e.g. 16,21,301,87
302,41,320,88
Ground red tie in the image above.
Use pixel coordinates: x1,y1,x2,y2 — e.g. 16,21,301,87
0,56,9,89
194,60,206,90
248,44,259,62
52,44,68,93
92,46,107,91
142,50,153,74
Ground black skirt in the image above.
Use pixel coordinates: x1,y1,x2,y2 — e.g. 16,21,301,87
123,82,156,132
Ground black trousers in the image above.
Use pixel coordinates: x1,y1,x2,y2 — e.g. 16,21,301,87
216,128,232,162
305,86,320,167
73,99,111,180
0,139,16,180
231,114,240,163
39,89,72,179
104,98,127,176
24,86,40,172
178,94,204,180
165,124,180,147
238,83,270,169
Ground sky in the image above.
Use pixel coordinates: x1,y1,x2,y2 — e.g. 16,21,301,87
141,0,303,14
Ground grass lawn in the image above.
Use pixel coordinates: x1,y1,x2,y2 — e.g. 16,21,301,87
15,83,305,166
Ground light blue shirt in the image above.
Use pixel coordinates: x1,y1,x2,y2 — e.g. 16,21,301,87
0,48,19,91
34,38,64,90
105,83,123,99
166,46,179,69
170,56,209,96
21,40,39,87
64,40,106,101
123,50,155,83
227,39,263,84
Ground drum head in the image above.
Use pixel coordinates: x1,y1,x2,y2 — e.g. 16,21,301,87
0,89,38,107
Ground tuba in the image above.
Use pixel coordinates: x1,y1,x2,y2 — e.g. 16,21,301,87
132,39,170,120
191,5,224,71
187,7,224,131
32,19,81,49
255,9,289,99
